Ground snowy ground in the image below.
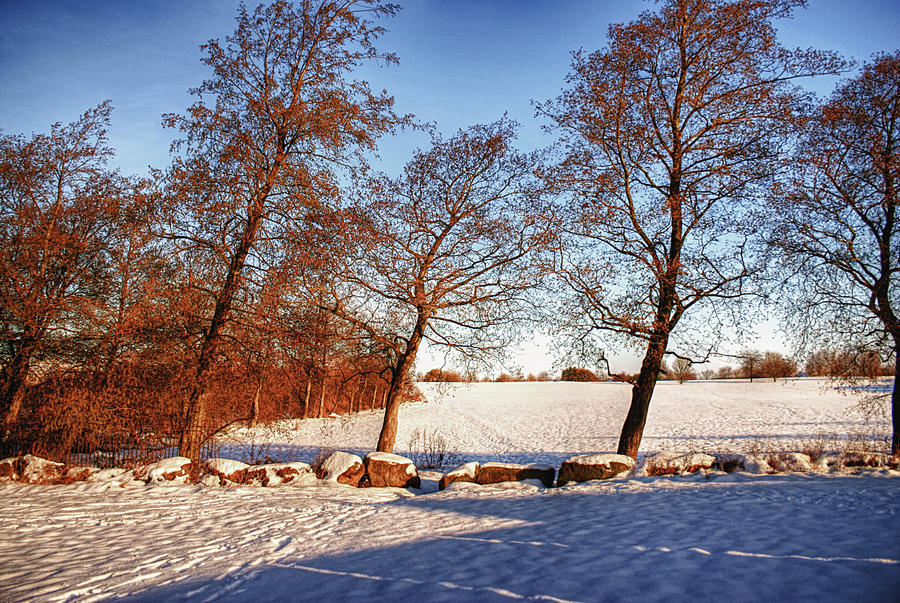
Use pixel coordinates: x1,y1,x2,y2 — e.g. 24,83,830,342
2,379,898,602
217,379,891,466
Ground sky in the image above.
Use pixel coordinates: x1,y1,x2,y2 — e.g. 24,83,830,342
1,0,899,375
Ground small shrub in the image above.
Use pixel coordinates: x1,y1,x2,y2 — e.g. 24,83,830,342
407,428,459,470
797,434,833,464
311,447,334,477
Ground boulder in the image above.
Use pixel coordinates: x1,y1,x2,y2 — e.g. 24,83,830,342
742,454,773,474
203,458,250,485
21,455,68,484
770,452,813,473
317,451,365,486
843,451,884,468
6,455,97,485
0,457,20,481
716,454,745,473
557,453,634,485
476,462,555,488
134,457,196,484
645,452,716,476
439,462,480,491
364,452,420,488
242,462,315,487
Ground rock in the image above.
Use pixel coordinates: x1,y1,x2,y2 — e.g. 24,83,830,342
245,462,315,487
745,452,814,474
317,451,365,486
64,466,98,482
134,457,196,484
645,452,716,476
770,452,813,473
717,454,745,473
742,454,773,474
21,455,68,484
439,462,480,490
0,457,20,481
557,453,634,485
476,462,555,488
364,452,420,488
203,458,250,485
843,451,884,468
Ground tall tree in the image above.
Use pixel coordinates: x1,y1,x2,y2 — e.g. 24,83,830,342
0,102,122,437
771,52,900,455
318,119,547,452
539,0,844,458
164,0,407,460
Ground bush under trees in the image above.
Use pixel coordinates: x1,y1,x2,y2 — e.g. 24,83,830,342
560,367,600,382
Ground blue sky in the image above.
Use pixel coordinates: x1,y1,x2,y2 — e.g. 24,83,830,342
1,0,898,373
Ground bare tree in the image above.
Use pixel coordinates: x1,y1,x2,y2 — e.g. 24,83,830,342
317,119,547,452
539,0,843,458
161,0,407,460
771,52,900,455
671,357,695,384
739,349,762,381
0,102,123,437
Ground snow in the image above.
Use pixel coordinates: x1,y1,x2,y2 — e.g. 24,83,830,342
364,451,414,467
565,452,635,467
480,461,554,471
1,380,898,602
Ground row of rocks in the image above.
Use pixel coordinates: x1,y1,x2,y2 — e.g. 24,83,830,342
3,448,893,488
439,454,636,490
638,449,897,476
0,451,638,489
0,454,320,487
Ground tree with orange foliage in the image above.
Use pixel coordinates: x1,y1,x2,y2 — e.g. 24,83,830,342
758,351,797,382
316,119,548,452
540,0,844,459
162,0,408,461
0,102,124,438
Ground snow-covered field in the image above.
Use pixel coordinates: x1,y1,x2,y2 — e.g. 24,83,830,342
2,380,898,602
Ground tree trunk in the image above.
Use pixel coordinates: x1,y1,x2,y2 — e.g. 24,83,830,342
617,335,668,459
376,366,408,452
1,339,37,440
371,386,377,411
376,316,428,452
356,375,368,415
892,342,899,457
178,154,282,461
302,378,311,419
317,380,325,418
249,378,262,428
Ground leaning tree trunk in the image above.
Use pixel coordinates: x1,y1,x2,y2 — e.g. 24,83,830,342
376,318,427,452
0,348,34,441
617,334,669,459
376,361,411,452
179,210,264,461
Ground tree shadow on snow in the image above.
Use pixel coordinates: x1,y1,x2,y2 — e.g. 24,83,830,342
122,475,899,603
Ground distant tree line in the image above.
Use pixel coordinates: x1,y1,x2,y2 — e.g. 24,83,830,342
1,0,897,461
